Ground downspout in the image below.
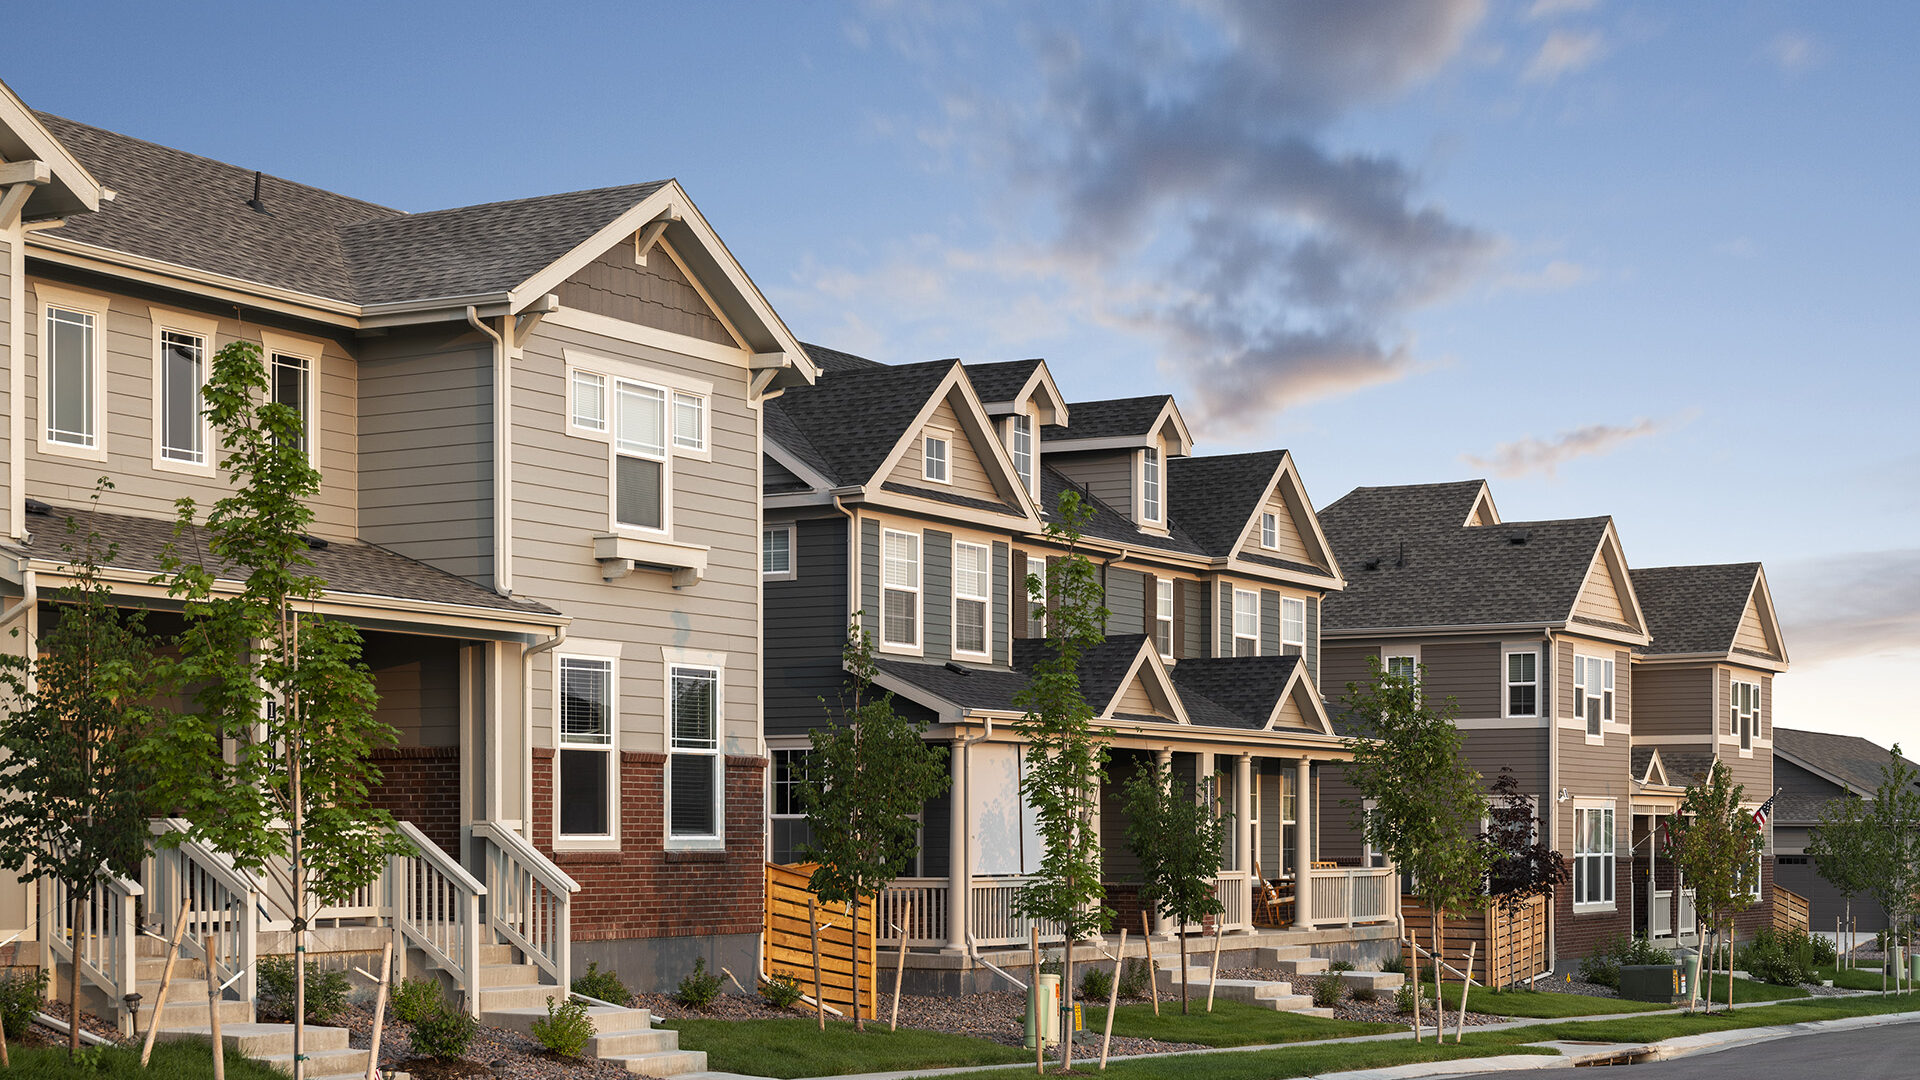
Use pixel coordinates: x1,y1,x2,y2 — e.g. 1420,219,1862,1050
1543,627,1559,970
2,172,44,542
0,568,36,626
467,307,512,596
520,627,567,844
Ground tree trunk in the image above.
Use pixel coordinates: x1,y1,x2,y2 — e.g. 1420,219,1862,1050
1061,944,1075,1072
1410,933,1422,1042
68,888,82,1057
1692,928,1707,1012
1430,905,1444,1037
851,894,863,1032
292,738,307,1080
1178,924,1189,1014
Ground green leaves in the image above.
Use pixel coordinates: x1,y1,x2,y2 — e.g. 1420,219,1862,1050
1670,761,1762,933
1121,760,1230,931
1862,746,1920,942
1807,791,1872,904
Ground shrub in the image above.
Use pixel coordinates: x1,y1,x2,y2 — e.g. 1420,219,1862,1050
1738,927,1817,987
675,957,723,1009
1079,965,1113,1003
760,973,804,1009
390,976,443,1025
257,956,351,1024
1038,951,1064,978
1117,958,1153,1000
410,1001,478,1061
1312,978,1341,1008
1350,984,1379,1004
571,960,631,1005
530,995,595,1058
1578,949,1621,989
1381,953,1406,975
0,968,47,1039
1329,959,1355,972
1394,984,1415,1014
1620,935,1672,967
1808,931,1838,967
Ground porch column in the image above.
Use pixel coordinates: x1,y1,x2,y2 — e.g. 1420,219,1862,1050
1233,755,1253,874
1294,757,1313,928
945,739,969,953
1153,748,1174,938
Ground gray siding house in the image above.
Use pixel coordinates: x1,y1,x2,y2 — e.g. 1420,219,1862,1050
1771,727,1918,934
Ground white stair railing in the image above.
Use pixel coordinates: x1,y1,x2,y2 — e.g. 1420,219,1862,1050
390,821,487,1016
472,822,579,992
147,818,263,1010
44,872,143,1034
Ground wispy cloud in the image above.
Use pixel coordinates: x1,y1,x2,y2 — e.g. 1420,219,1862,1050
1493,258,1593,293
1463,416,1672,478
1526,0,1600,19
1764,31,1827,73
1770,549,1920,665
1524,29,1605,83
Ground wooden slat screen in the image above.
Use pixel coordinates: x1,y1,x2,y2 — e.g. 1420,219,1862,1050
765,862,878,1015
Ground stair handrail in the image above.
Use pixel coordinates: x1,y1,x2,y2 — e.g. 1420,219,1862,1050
470,822,579,993
147,818,263,1008
390,821,488,1016
43,870,145,1035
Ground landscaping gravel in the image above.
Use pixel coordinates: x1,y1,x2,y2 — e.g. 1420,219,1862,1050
334,1001,642,1080
1213,967,1509,1028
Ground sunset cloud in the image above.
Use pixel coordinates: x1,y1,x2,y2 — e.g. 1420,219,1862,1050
1463,417,1668,478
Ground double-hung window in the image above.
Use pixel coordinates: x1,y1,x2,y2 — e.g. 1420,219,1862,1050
762,525,794,579
669,664,721,844
1386,654,1418,681
1232,588,1259,657
569,360,708,535
922,434,950,483
45,299,100,451
1280,597,1306,656
1154,578,1175,659
1732,680,1760,752
270,352,313,457
953,541,990,658
769,748,812,864
153,310,217,471
1261,512,1279,549
615,380,668,531
882,529,921,649
1574,655,1614,737
1010,414,1034,493
1573,803,1616,908
1506,651,1538,717
1025,556,1047,637
1141,446,1162,523
557,656,615,841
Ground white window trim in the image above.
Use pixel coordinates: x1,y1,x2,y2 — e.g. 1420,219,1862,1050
880,528,924,655
1504,646,1540,719
664,646,728,851
149,307,219,476
563,351,714,534
569,367,608,434
1572,799,1618,912
1280,595,1306,654
1154,576,1175,661
552,641,623,853
951,539,992,660
1574,652,1614,742
1382,644,1422,681
1026,555,1048,637
1232,587,1260,657
1009,411,1036,497
671,389,709,459
259,330,323,469
1733,679,1760,756
762,524,797,581
35,282,110,462
1260,512,1279,550
1140,445,1163,524
921,427,953,485
609,377,672,535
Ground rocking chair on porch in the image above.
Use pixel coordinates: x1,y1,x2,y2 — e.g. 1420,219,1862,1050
1251,860,1294,927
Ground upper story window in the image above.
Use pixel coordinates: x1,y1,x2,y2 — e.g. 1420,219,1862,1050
1280,597,1306,656
882,529,921,649
923,433,951,484
557,655,616,841
672,391,706,452
1574,655,1614,737
1025,556,1047,637
762,525,795,580
1732,679,1760,752
1261,513,1279,549
615,380,668,531
45,304,99,450
571,370,607,432
953,541,990,658
1141,446,1162,523
1573,802,1616,910
568,356,710,537
1506,651,1538,717
152,310,217,472
668,663,722,845
1232,588,1259,657
268,351,316,460
1154,578,1174,659
1010,414,1034,493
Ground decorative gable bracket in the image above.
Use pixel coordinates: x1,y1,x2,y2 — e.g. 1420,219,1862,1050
632,210,681,266
593,533,708,588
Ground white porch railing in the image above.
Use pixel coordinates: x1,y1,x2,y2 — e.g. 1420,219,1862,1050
147,818,263,1010
473,822,579,993
969,876,1066,947
1306,866,1398,928
44,870,143,1035
877,879,949,947
390,821,487,1015
1679,887,1697,935
1214,871,1250,932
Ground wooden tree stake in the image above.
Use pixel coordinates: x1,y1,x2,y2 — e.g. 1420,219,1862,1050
142,899,193,1066
1455,942,1477,1043
890,898,912,1032
1140,910,1159,1016
207,938,225,1080
1206,923,1223,1013
366,941,393,1080
809,899,825,1032
1031,926,1044,1076
1099,928,1126,1070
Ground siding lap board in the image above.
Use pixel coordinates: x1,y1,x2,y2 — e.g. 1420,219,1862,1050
924,529,952,661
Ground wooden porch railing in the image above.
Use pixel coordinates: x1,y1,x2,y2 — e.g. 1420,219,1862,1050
147,818,262,1012
1306,866,1398,928
876,879,948,947
472,821,579,995
43,871,143,1035
391,820,487,1016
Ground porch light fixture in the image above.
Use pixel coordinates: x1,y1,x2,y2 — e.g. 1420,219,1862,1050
1558,788,1571,803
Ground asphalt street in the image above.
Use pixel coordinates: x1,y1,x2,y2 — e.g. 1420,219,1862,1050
1450,1019,1920,1080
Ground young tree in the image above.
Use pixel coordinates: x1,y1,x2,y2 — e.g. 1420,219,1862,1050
1340,658,1488,1039
1862,746,1920,993
1669,761,1761,1012
800,624,951,1030
1806,793,1873,971
1120,759,1231,1013
0,487,158,1055
1481,767,1566,989
1012,491,1110,1071
148,341,407,1075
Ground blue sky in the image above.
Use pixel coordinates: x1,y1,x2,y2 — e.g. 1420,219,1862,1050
9,1,1916,746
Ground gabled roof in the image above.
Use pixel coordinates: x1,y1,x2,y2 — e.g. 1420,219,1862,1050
0,82,102,219
966,358,1069,425
802,342,888,376
964,359,1044,404
1170,655,1296,730
1319,480,1491,551
1040,466,1208,557
764,359,958,487
1631,747,1677,788
1043,396,1170,441
871,634,1173,721
1168,451,1293,554
1631,563,1783,662
1775,727,1920,801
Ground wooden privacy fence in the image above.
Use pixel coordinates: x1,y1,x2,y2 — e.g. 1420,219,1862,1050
765,863,877,1016
1402,893,1548,987
1773,885,1811,935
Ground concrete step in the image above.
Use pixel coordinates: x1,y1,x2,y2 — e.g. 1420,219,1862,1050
259,1047,371,1077
1252,946,1314,964
1267,957,1330,975
1297,1006,1337,1019
483,1004,653,1038
153,1023,350,1057
478,943,517,965
479,983,571,1011
141,977,211,999
1154,970,1297,1000
137,956,208,981
605,1049,709,1077
151,997,254,1027
482,962,543,987
1339,970,1405,991
588,1029,683,1057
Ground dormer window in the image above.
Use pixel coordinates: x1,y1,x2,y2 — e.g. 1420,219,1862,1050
1261,512,1279,549
1142,446,1162,523
923,434,951,484
1010,414,1034,493
1574,655,1614,738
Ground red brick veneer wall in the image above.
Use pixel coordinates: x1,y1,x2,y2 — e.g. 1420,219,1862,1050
369,746,461,855
532,748,766,942
1553,860,1633,961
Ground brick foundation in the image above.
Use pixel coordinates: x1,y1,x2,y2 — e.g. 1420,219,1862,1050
368,746,461,854
1553,859,1634,962
532,748,766,943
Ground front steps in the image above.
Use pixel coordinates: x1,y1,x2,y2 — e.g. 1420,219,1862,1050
1152,961,1320,1015
129,940,369,1079
473,945,707,1077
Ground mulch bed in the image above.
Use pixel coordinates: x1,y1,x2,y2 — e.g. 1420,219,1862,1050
335,1002,637,1080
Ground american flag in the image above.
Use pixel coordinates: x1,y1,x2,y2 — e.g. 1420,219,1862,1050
1752,793,1778,828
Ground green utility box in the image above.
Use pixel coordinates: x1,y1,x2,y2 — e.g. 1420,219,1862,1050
1619,964,1687,1003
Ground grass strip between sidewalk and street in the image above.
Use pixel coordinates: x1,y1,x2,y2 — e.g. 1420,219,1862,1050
934,1039,1557,1080
659,1016,1032,1078
1083,999,1399,1046
1429,982,1667,1017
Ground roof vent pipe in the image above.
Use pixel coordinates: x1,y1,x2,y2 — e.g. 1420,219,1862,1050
246,170,268,214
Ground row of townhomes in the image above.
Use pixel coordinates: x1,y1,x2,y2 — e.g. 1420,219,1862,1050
0,77,1794,1042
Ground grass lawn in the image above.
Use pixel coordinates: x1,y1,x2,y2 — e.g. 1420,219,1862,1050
1815,965,1895,991
934,1039,1557,1080
1082,999,1397,1047
1697,973,1811,1004
1429,982,1666,1018
658,1016,1032,1078
5,1039,283,1079
1518,990,1920,1045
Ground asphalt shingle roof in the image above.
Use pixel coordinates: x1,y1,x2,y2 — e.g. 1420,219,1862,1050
1170,655,1302,730
1040,467,1207,557
1775,727,1920,801
1042,396,1170,442
964,359,1044,404
1318,481,1488,552
19,502,555,618
37,113,668,307
875,634,1153,717
1660,751,1715,786
1630,563,1763,656
763,359,958,487
801,342,889,376
1166,451,1292,558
